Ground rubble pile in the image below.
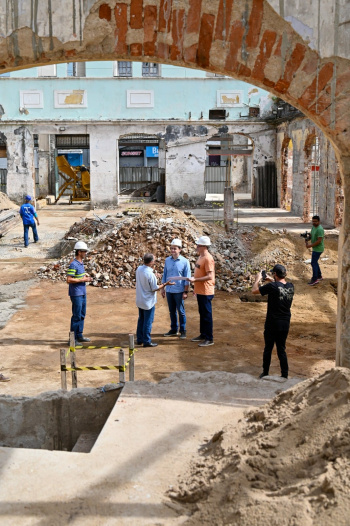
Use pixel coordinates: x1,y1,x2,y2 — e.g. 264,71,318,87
37,207,306,292
63,216,116,239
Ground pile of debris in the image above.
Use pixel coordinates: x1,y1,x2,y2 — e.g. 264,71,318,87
37,207,306,292
64,215,116,240
0,192,19,238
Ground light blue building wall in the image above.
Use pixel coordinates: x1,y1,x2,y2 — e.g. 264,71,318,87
0,62,272,122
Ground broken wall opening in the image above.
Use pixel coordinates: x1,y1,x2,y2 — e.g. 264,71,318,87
0,385,121,453
281,138,293,211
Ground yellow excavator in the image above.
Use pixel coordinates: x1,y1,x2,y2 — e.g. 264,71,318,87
55,155,90,203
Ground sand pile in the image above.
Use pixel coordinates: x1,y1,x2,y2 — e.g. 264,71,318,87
169,367,350,526
0,192,18,210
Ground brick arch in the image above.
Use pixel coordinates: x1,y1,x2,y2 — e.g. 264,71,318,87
0,0,349,156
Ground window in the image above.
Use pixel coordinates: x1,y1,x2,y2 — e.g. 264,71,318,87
206,72,225,78
38,65,57,77
67,62,86,77
114,61,132,77
142,63,159,77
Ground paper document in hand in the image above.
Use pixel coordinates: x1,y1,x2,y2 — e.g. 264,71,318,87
168,276,191,281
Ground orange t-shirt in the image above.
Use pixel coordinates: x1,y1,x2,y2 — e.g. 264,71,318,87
193,252,215,295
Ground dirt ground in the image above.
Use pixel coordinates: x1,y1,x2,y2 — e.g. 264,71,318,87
0,222,338,397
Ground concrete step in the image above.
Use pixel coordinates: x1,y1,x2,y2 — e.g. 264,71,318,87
72,432,99,453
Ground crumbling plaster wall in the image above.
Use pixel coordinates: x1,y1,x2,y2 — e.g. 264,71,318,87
5,125,35,203
277,118,340,226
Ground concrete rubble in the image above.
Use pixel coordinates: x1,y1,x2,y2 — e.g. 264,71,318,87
37,207,309,293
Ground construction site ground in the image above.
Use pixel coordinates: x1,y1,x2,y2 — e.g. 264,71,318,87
0,199,340,525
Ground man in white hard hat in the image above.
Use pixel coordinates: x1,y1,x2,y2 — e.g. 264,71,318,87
187,236,215,347
161,238,191,339
66,241,93,345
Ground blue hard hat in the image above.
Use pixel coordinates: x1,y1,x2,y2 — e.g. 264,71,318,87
25,195,31,201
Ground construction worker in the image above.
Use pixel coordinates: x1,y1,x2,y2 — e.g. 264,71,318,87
66,241,93,345
162,238,191,339
187,236,215,347
19,195,39,247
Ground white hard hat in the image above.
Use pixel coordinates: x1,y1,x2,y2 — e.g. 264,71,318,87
74,241,88,251
196,235,211,246
171,238,182,248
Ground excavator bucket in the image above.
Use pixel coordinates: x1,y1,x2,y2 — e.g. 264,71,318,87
55,155,90,203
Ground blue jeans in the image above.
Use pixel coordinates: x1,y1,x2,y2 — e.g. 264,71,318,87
311,251,323,281
166,292,186,332
70,295,86,340
196,294,214,341
23,222,39,247
137,306,155,345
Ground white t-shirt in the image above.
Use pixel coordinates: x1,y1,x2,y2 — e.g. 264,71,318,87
136,265,158,310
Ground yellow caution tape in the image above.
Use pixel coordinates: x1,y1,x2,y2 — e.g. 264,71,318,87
62,348,139,373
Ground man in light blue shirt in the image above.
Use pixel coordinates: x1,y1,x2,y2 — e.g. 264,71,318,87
136,253,174,347
162,238,191,339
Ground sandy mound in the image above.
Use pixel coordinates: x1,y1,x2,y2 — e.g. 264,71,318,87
169,367,350,526
0,192,18,210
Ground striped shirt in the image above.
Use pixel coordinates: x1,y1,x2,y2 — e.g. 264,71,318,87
67,259,86,297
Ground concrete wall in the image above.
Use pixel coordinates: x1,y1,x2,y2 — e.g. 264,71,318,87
0,386,121,451
5,125,35,203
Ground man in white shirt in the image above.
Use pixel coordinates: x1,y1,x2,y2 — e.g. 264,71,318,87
136,253,174,347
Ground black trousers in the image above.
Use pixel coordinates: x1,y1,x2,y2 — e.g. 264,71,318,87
263,325,289,376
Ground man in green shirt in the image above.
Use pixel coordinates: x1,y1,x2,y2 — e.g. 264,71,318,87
305,215,324,286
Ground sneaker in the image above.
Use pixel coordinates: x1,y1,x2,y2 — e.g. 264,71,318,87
318,277,323,281
77,336,91,343
259,372,268,379
136,341,143,346
0,373,10,382
281,374,288,379
191,335,205,342
143,342,158,347
163,330,178,337
308,279,319,286
198,340,214,347
180,331,187,339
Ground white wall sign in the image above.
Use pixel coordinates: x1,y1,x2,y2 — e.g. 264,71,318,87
20,90,44,108
217,90,244,107
54,90,87,108
127,90,154,108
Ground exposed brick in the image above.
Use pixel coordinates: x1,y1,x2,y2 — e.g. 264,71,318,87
159,0,172,33
251,30,277,82
130,0,143,30
335,66,350,97
262,77,275,88
214,0,234,40
114,4,128,54
157,42,170,60
225,20,245,73
186,0,202,34
130,43,143,56
144,5,157,56
246,0,264,49
238,63,251,78
274,43,306,94
99,4,111,21
170,9,185,61
183,43,197,63
196,13,215,69
302,52,319,75
65,49,76,57
274,36,282,57
298,62,334,108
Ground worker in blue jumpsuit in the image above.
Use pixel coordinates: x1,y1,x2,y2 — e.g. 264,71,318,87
19,195,39,247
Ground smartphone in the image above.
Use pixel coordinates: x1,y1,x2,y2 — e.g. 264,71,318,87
261,270,267,281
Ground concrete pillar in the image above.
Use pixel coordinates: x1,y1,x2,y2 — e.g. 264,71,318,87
6,126,35,203
337,156,350,367
88,126,118,208
224,186,235,231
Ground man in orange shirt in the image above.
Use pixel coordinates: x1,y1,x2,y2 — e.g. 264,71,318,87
187,236,215,347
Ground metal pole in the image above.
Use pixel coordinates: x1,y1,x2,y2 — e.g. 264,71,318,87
69,331,78,388
119,349,126,383
129,334,135,382
60,349,67,390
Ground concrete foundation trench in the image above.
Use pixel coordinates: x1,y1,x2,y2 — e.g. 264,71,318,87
0,385,121,453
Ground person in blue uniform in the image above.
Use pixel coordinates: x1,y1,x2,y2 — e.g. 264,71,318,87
19,195,39,247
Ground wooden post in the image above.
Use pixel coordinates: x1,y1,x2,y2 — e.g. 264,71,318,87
224,186,235,232
128,334,135,382
60,349,67,390
69,331,78,388
119,349,126,383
